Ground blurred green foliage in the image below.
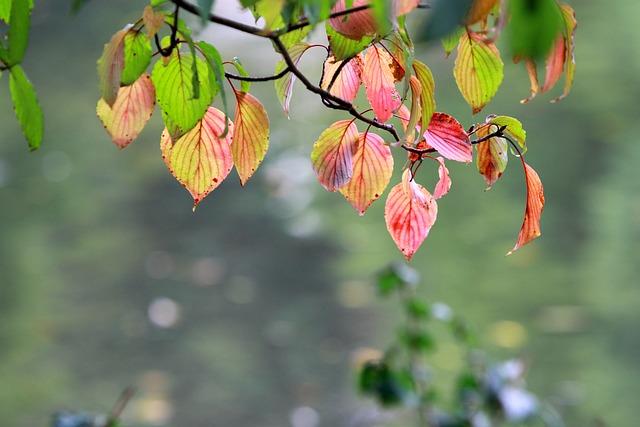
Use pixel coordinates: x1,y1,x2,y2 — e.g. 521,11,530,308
0,1,639,427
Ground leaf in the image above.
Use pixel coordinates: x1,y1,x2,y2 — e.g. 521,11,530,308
465,0,499,25
475,126,508,189
385,169,438,261
507,0,562,59
454,30,503,114
487,115,526,152
9,64,43,150
553,3,577,102
229,59,251,93
274,42,312,117
197,0,215,25
441,27,464,58
518,58,539,103
508,162,544,255
325,22,373,61
339,131,393,215
411,60,435,133
7,0,31,65
395,0,421,16
320,53,363,103
363,44,402,123
540,33,565,94
196,42,228,131
97,26,130,106
328,0,378,40
143,6,165,40
432,156,451,199
152,52,213,140
232,90,270,186
423,112,471,163
403,75,421,143
160,107,234,208
121,30,152,86
97,73,155,149
311,120,359,191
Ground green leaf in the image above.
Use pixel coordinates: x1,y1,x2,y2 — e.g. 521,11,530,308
325,22,373,61
358,361,413,407
441,26,464,58
121,30,152,86
507,0,563,59
9,64,43,150
152,53,213,139
488,115,526,152
7,0,31,65
150,0,169,6
196,41,229,134
0,0,32,23
229,58,250,93
197,0,215,25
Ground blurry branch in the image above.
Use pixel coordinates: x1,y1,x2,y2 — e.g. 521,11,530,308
105,387,135,427
169,0,400,142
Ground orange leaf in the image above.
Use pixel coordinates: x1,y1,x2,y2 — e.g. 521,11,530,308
541,33,565,94
320,53,363,103
475,125,508,189
97,73,155,149
232,90,270,186
508,162,544,255
311,120,359,191
363,44,402,123
424,112,472,163
385,169,438,262
160,107,234,209
339,131,393,215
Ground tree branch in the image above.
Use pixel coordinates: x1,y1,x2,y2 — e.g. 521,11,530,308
225,66,291,82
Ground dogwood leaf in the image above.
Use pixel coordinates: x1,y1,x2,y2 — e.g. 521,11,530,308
160,107,233,209
488,115,526,152
274,42,312,117
454,30,503,114
432,156,451,199
328,0,378,40
412,60,435,133
311,120,359,191
232,90,269,186
97,26,130,106
554,3,577,102
340,132,393,215
475,126,508,189
325,23,373,61
9,64,43,150
508,161,544,255
541,34,565,94
97,73,155,149
424,112,471,163
321,53,363,103
363,44,402,123
385,169,438,262
121,29,152,86
142,6,164,40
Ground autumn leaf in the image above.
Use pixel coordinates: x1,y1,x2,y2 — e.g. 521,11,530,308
143,5,164,40
465,0,499,25
541,33,565,94
328,0,378,40
339,131,394,215
423,112,472,163
403,75,422,143
454,30,503,114
232,90,270,186
518,58,539,103
97,26,130,106
475,125,508,189
274,42,312,117
97,73,155,149
553,2,577,102
385,169,438,262
160,107,234,209
153,52,214,140
508,161,544,255
311,120,359,191
432,156,451,199
320,53,363,103
412,60,435,134
363,44,402,123
487,115,526,152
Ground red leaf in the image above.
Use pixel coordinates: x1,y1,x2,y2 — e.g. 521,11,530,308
97,73,155,149
328,0,378,40
541,34,566,94
339,131,393,215
233,90,270,186
311,120,359,191
363,44,402,123
385,169,438,262
424,112,472,163
97,27,130,106
508,162,545,255
432,156,451,199
320,53,363,103
160,107,234,209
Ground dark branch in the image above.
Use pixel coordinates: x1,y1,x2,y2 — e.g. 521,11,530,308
401,125,509,156
225,66,291,82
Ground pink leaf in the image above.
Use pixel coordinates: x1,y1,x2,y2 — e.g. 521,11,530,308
339,131,394,215
394,0,421,16
508,162,545,255
311,120,359,191
233,90,270,186
97,26,130,106
97,73,155,149
328,0,378,40
424,112,472,163
541,33,566,94
363,44,402,123
320,53,363,103
160,107,234,209
432,156,451,199
385,169,438,262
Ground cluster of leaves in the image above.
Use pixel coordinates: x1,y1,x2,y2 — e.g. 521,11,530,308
359,264,565,427
0,0,43,150
95,0,576,260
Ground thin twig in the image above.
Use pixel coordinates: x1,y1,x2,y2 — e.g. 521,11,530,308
225,66,290,82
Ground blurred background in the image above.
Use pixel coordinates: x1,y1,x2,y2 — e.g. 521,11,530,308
0,0,638,426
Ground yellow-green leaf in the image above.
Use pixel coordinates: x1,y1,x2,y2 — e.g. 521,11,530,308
311,120,359,191
9,64,43,150
232,90,269,186
412,60,435,132
453,31,503,114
